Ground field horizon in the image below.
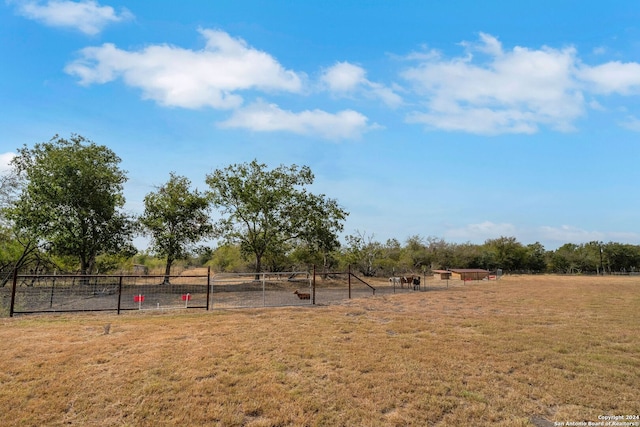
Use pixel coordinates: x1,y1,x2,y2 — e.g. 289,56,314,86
1,275,638,426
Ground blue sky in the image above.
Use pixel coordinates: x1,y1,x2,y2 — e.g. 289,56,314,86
2,0,640,250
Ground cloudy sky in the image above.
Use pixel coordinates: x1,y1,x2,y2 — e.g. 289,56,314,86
2,0,640,250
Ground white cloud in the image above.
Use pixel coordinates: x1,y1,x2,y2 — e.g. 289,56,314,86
0,152,16,174
368,82,403,109
539,225,605,244
444,221,518,242
65,29,303,109
588,99,605,111
63,28,640,137
476,32,503,57
578,61,640,95
321,61,403,108
218,100,374,140
402,33,585,135
321,62,366,92
618,115,640,132
401,33,640,135
12,0,133,35
403,47,441,62
440,221,640,248
536,225,640,246
407,107,540,135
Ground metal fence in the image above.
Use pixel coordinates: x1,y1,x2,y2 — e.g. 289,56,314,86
4,270,211,316
210,271,312,309
1,267,419,317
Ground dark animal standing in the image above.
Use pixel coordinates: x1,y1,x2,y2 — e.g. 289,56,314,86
402,275,421,290
293,289,310,300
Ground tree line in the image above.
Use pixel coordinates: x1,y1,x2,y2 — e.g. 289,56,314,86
0,134,346,283
2,134,639,282
337,234,640,277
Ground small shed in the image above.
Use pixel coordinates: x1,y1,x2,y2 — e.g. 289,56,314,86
132,264,149,275
432,270,452,280
449,269,490,281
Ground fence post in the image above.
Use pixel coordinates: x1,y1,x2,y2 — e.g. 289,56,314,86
49,275,56,308
9,268,18,317
348,264,352,299
117,275,123,315
206,266,211,311
393,270,396,293
312,265,316,305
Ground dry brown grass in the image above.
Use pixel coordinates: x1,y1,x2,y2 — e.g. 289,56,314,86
1,275,639,426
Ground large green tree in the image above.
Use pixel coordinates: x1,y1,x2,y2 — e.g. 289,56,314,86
8,134,136,275
524,242,548,273
402,235,431,271
140,173,212,284
343,231,382,276
603,242,640,273
483,236,527,272
0,168,21,220
206,160,348,273
0,167,46,283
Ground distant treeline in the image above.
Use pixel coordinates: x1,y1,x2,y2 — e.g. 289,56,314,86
329,235,639,277
2,231,638,280
139,234,639,277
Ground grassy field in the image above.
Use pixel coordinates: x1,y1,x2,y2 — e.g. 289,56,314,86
1,275,638,426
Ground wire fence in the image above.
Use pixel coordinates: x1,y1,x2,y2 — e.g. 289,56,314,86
4,271,211,316
210,271,312,309
1,267,423,317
